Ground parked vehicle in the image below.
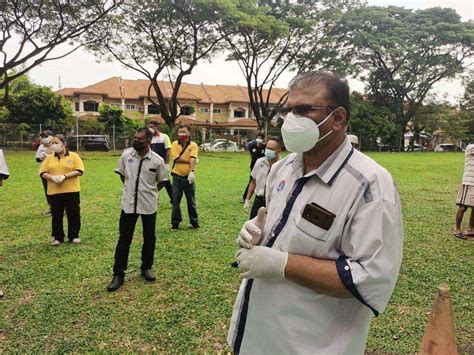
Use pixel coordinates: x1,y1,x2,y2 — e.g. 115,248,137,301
67,135,109,151
404,144,424,152
209,140,239,152
434,143,456,152
200,139,233,152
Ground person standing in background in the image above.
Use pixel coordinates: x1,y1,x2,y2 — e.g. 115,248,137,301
170,124,199,230
0,148,10,187
454,142,474,240
148,121,173,204
40,135,84,246
242,133,266,203
244,137,282,219
35,130,53,216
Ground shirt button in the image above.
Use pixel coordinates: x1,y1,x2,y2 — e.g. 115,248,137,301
344,266,350,271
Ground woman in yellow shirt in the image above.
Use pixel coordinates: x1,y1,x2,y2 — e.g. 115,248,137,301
40,135,85,246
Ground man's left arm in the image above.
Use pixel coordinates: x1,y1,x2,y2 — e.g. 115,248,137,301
156,157,169,191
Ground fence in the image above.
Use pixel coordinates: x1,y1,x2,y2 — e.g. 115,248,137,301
0,122,279,152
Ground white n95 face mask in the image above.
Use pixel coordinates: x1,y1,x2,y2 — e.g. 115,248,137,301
281,111,334,153
51,143,62,153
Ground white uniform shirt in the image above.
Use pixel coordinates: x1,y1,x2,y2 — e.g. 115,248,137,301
0,149,9,178
250,157,272,197
228,138,403,354
462,144,474,186
35,144,50,173
115,148,168,215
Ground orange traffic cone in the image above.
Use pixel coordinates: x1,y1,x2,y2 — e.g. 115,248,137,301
419,284,457,355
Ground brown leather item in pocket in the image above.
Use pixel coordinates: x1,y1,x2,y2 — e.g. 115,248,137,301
302,203,336,230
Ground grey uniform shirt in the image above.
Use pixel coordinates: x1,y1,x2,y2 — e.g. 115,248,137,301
228,138,403,354
115,148,168,215
250,157,272,197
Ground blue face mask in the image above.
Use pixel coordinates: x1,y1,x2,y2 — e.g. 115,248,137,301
265,148,276,161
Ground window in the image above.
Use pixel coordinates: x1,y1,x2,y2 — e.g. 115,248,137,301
111,103,122,108
213,108,222,114
200,108,209,113
148,104,160,114
75,102,80,111
137,106,144,112
181,105,193,115
234,108,245,118
83,100,99,112
125,104,136,110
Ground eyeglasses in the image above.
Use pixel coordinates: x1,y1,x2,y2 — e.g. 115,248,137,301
276,105,335,118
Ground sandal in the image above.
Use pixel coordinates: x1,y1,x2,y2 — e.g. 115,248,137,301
453,231,466,240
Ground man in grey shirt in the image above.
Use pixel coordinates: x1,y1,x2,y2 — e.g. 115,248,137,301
107,127,168,292
229,71,403,354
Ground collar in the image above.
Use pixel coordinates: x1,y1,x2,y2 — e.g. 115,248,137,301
178,140,190,147
131,148,152,160
291,138,354,186
55,148,70,158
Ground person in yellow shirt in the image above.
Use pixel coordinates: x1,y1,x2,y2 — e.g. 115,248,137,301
170,124,199,229
40,135,84,246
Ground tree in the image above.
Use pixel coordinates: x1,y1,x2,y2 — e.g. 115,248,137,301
219,0,357,129
90,0,229,127
98,103,126,130
340,6,474,150
0,0,122,98
349,92,398,151
17,122,30,147
5,84,74,125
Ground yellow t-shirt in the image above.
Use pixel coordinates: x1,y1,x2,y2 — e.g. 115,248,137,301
40,151,85,195
170,141,198,177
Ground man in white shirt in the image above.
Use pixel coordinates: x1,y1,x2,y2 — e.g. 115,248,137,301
0,149,9,187
454,143,474,240
244,137,282,219
228,71,403,354
107,127,168,292
35,130,53,216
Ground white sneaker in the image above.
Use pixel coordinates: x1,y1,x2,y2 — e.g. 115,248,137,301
71,238,81,244
51,240,61,246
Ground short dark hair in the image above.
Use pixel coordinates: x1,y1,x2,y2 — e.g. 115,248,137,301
149,120,159,127
178,124,191,132
256,132,265,139
289,70,350,120
40,130,52,138
267,136,281,147
136,127,153,141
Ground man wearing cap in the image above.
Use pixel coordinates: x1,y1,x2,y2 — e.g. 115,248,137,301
228,71,403,354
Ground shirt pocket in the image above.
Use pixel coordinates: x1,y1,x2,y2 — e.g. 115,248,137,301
143,168,158,185
287,214,330,257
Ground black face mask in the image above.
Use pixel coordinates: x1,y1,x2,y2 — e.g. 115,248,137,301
133,140,146,152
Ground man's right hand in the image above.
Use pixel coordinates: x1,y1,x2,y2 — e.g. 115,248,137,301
237,207,266,249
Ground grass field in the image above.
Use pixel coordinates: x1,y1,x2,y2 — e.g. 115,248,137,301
0,150,472,353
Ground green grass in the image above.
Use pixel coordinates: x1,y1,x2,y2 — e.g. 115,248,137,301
0,150,472,352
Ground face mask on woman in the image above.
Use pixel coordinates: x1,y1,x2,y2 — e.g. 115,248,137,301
51,143,63,154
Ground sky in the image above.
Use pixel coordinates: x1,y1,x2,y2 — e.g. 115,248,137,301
17,0,474,102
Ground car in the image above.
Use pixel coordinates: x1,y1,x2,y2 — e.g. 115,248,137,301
200,139,234,152
67,135,110,151
209,140,239,152
404,144,424,152
434,143,456,152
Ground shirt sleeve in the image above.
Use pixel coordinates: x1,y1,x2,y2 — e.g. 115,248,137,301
190,143,198,159
156,157,169,183
115,152,126,177
73,153,85,173
0,150,9,178
164,134,171,149
250,163,259,180
337,192,403,316
40,156,50,177
35,146,44,159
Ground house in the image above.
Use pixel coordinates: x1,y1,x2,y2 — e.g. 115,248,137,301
56,77,287,139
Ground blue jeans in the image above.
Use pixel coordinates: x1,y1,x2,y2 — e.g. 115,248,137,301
171,174,198,226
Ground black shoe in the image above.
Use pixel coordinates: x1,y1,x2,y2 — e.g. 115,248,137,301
141,269,156,282
191,224,200,229
171,224,179,230
107,275,124,292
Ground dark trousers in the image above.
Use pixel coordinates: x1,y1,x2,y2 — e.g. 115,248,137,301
41,177,51,205
171,174,198,226
113,211,157,276
163,179,173,202
242,176,252,201
250,195,266,219
50,192,80,242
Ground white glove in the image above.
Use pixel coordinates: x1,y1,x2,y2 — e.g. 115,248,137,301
52,175,66,184
244,199,251,212
237,207,266,249
236,246,288,279
188,171,195,184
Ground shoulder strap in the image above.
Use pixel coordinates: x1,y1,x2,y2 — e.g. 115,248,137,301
173,142,190,169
